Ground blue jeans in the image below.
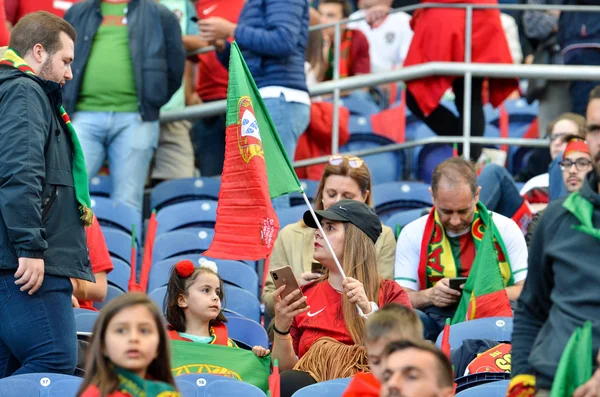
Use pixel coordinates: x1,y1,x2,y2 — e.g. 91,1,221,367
262,95,310,210
0,271,76,377
564,48,600,116
191,113,227,177
72,111,160,211
478,164,524,218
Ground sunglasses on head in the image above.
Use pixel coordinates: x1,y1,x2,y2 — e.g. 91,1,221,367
328,155,364,168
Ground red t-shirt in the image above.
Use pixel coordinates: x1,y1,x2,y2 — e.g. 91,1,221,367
5,0,79,24
78,216,113,311
349,29,370,76
290,280,412,358
195,0,244,101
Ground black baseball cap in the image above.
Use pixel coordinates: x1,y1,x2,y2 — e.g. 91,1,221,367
303,199,382,244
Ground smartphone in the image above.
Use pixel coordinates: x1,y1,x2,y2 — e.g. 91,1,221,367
448,277,467,291
271,266,308,309
311,262,326,275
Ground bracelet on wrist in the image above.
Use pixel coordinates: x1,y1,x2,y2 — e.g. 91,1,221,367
273,324,290,335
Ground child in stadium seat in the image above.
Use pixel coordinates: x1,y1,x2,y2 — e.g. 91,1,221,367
76,293,178,397
164,260,269,356
343,303,424,397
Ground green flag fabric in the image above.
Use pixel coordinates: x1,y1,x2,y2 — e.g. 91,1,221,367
170,340,271,392
227,42,302,199
550,321,593,397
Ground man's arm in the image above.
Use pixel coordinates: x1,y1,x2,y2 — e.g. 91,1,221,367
157,4,186,101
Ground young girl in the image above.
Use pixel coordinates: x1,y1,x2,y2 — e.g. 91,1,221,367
77,293,179,397
165,259,269,357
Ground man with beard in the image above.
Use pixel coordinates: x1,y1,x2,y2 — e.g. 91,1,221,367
510,97,600,396
0,12,93,377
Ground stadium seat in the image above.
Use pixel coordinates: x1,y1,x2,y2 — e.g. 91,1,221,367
94,284,125,311
0,377,38,397
148,255,259,297
291,378,352,397
435,317,513,350
455,372,511,394
223,284,262,323
204,379,266,397
91,197,142,238
107,257,131,293
455,380,510,396
338,94,380,116
148,286,168,313
511,146,535,176
340,134,404,184
0,373,82,397
348,115,373,134
151,177,221,212
276,206,307,230
384,208,429,236
74,308,99,335
290,179,320,207
417,144,453,183
166,253,257,273
102,227,136,265
373,182,432,222
176,374,254,397
155,200,218,235
89,175,111,198
152,230,214,263
226,316,269,349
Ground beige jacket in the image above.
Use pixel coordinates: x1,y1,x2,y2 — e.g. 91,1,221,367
262,220,396,317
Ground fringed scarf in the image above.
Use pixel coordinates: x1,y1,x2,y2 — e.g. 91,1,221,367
0,48,93,226
325,30,354,80
418,202,514,290
114,367,179,397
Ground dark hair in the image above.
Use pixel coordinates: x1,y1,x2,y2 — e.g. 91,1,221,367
165,263,227,333
76,293,175,397
320,0,351,17
365,303,423,343
431,157,478,198
383,340,454,388
9,11,77,58
546,112,587,138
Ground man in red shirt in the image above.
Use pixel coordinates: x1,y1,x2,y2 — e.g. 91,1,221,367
190,0,244,177
5,0,79,24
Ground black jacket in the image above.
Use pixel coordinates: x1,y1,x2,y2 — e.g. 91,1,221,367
63,0,185,122
0,65,93,281
512,171,600,389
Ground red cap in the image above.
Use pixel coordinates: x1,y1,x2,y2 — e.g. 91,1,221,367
563,138,590,160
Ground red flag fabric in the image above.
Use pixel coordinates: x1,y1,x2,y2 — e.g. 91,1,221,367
441,318,451,359
269,359,280,397
128,224,143,292
139,210,157,292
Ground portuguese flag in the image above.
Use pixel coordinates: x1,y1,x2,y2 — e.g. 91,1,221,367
170,340,271,392
203,42,303,261
451,215,512,324
550,321,593,397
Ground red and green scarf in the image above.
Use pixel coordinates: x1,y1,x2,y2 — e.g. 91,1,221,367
563,192,600,241
418,202,514,290
0,48,93,226
114,366,179,397
325,30,353,80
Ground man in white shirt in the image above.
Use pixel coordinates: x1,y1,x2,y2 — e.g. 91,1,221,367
394,158,528,340
348,0,413,73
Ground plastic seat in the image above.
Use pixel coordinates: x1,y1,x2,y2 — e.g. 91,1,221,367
455,373,511,394
148,286,168,313
90,197,142,238
108,257,131,292
435,317,513,350
384,208,429,236
226,316,269,349
102,227,136,265
456,380,510,396
417,144,453,184
290,179,320,207
155,200,218,235
151,177,221,212
276,206,306,230
337,94,380,116
148,255,258,297
291,378,352,397
373,182,432,222
47,375,83,396
348,115,373,134
89,175,111,198
166,253,256,273
224,284,261,323
0,376,39,396
94,284,125,311
74,308,100,335
152,230,214,263
204,379,266,397
0,373,82,397
340,134,404,184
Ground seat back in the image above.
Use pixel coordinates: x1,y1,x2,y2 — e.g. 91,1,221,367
435,317,513,350
223,284,261,323
417,144,453,184
384,208,428,237
107,257,131,292
90,197,142,238
455,380,510,396
148,286,168,314
291,378,351,397
74,308,100,335
373,182,432,222
226,317,269,349
0,373,83,397
340,134,404,184
204,379,266,397
152,230,214,263
276,206,306,230
102,227,136,265
155,200,218,235
0,377,39,397
290,180,320,207
151,178,221,212
89,175,111,198
94,284,125,310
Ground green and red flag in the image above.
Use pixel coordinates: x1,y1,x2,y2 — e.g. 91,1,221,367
550,321,593,397
451,207,513,324
203,42,303,261
268,359,280,397
139,209,158,292
170,340,271,393
128,224,143,292
440,318,451,358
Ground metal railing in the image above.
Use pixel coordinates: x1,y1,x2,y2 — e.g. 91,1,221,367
165,2,600,167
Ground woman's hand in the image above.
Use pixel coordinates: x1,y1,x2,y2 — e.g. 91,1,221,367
198,17,237,42
252,346,271,357
299,272,321,287
273,285,309,333
342,277,371,315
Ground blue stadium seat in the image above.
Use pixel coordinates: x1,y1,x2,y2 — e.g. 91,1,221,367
340,134,404,184
0,377,38,397
89,175,111,198
384,208,429,236
348,115,373,134
435,317,513,350
290,179,320,207
456,380,510,396
417,144,453,184
102,227,136,265
155,200,218,235
176,374,249,397
94,284,125,310
226,316,269,349
338,94,380,116
74,308,99,335
151,177,221,212
148,286,168,313
0,373,82,397
292,378,352,397
276,206,306,230
108,257,131,293
90,197,142,238
224,284,262,323
511,146,535,176
373,182,432,222
152,230,214,263
148,255,258,297
455,372,511,394
483,103,500,124
204,379,266,397
166,253,256,273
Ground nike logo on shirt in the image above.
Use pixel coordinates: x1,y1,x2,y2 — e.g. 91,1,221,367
307,307,325,317
203,4,218,15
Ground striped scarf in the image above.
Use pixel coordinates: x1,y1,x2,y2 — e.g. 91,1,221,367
0,48,93,226
325,29,354,80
